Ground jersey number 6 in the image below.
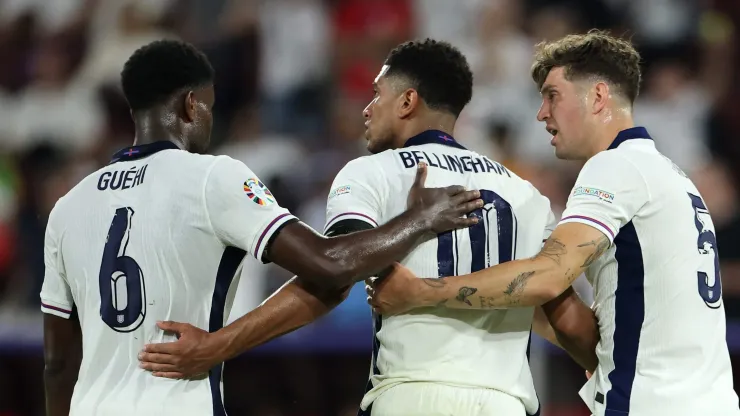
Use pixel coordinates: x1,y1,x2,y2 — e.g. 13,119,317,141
437,190,515,276
99,207,147,332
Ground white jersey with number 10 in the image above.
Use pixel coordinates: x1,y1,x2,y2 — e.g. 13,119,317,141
324,130,556,416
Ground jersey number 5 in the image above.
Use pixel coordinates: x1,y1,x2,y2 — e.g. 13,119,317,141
689,193,723,309
437,190,515,276
99,207,147,332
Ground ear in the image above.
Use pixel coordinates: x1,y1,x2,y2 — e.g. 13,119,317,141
183,91,196,122
397,88,419,119
592,82,609,114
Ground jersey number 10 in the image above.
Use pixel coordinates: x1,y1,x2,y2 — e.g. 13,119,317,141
437,190,515,276
98,207,147,332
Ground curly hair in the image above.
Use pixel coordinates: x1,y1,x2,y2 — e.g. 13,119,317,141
384,38,473,117
531,30,642,103
121,39,215,111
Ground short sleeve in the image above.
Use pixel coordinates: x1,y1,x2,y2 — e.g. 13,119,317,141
205,156,296,262
324,156,386,233
543,209,557,243
40,204,74,319
560,151,649,243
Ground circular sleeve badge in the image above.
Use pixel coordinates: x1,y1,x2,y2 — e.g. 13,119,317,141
243,178,275,206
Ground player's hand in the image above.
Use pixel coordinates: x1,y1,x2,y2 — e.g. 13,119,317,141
366,263,425,315
406,162,483,234
138,321,226,379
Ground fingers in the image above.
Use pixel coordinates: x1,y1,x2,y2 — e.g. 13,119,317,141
452,189,482,205
139,351,178,366
411,162,428,189
450,216,480,228
139,360,179,372
143,342,179,355
453,199,484,216
157,320,186,335
152,371,186,379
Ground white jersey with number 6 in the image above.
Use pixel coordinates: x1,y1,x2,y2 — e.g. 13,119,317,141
559,127,739,416
40,141,295,416
324,130,556,416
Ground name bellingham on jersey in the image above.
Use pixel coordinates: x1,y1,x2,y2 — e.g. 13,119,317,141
325,130,556,416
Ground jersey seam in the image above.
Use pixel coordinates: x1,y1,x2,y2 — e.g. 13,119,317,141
201,157,223,241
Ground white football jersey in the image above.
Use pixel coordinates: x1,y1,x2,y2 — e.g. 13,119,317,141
559,127,739,416
324,130,556,416
40,141,295,416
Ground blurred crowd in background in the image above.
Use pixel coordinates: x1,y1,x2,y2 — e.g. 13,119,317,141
0,0,739,415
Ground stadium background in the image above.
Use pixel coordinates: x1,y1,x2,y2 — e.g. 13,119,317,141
0,0,738,414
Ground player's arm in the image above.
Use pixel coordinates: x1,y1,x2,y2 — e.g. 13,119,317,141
370,151,646,312
265,169,479,289
40,208,82,416
205,157,479,290
214,220,374,363
140,221,374,378
539,288,600,372
371,222,608,310
44,312,82,416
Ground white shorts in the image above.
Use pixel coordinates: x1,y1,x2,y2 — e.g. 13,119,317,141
369,382,526,416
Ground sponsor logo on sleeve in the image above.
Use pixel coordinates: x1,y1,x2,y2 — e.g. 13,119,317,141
571,186,615,203
328,185,352,199
244,178,275,206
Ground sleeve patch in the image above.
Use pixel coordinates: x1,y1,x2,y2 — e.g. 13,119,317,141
571,186,615,204
243,178,275,206
328,185,352,199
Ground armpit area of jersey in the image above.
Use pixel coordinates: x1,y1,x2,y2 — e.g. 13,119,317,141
325,218,376,237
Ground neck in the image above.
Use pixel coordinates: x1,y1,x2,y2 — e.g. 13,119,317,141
132,110,186,150
585,108,635,159
398,112,457,146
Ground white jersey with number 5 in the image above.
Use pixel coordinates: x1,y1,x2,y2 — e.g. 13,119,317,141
559,127,739,416
39,141,295,416
324,130,556,416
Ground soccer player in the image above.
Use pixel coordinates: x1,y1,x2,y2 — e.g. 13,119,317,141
369,31,740,416
139,39,597,416
39,39,482,416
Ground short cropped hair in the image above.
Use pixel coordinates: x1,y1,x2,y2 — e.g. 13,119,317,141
121,39,215,111
384,39,473,117
531,30,642,103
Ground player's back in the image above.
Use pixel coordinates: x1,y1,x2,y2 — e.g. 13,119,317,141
566,131,739,415
325,132,555,415
40,142,294,415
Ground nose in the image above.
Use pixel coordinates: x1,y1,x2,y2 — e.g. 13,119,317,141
363,103,372,119
536,100,549,122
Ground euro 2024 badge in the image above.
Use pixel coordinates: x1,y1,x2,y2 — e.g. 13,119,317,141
243,178,275,206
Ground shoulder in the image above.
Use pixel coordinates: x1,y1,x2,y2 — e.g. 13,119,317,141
335,153,390,182
582,149,638,173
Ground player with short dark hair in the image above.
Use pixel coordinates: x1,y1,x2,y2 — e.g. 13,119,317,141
40,39,481,416
138,38,583,416
370,30,740,416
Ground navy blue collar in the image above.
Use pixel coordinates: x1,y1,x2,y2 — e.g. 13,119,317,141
403,130,466,150
110,141,180,164
608,127,653,150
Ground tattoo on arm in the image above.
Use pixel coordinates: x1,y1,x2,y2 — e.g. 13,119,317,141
422,278,447,288
502,271,536,306
538,239,567,265
577,235,611,268
422,278,450,306
455,287,478,306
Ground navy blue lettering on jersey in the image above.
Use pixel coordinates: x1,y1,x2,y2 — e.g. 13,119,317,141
97,165,148,191
398,151,509,177
399,129,510,176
